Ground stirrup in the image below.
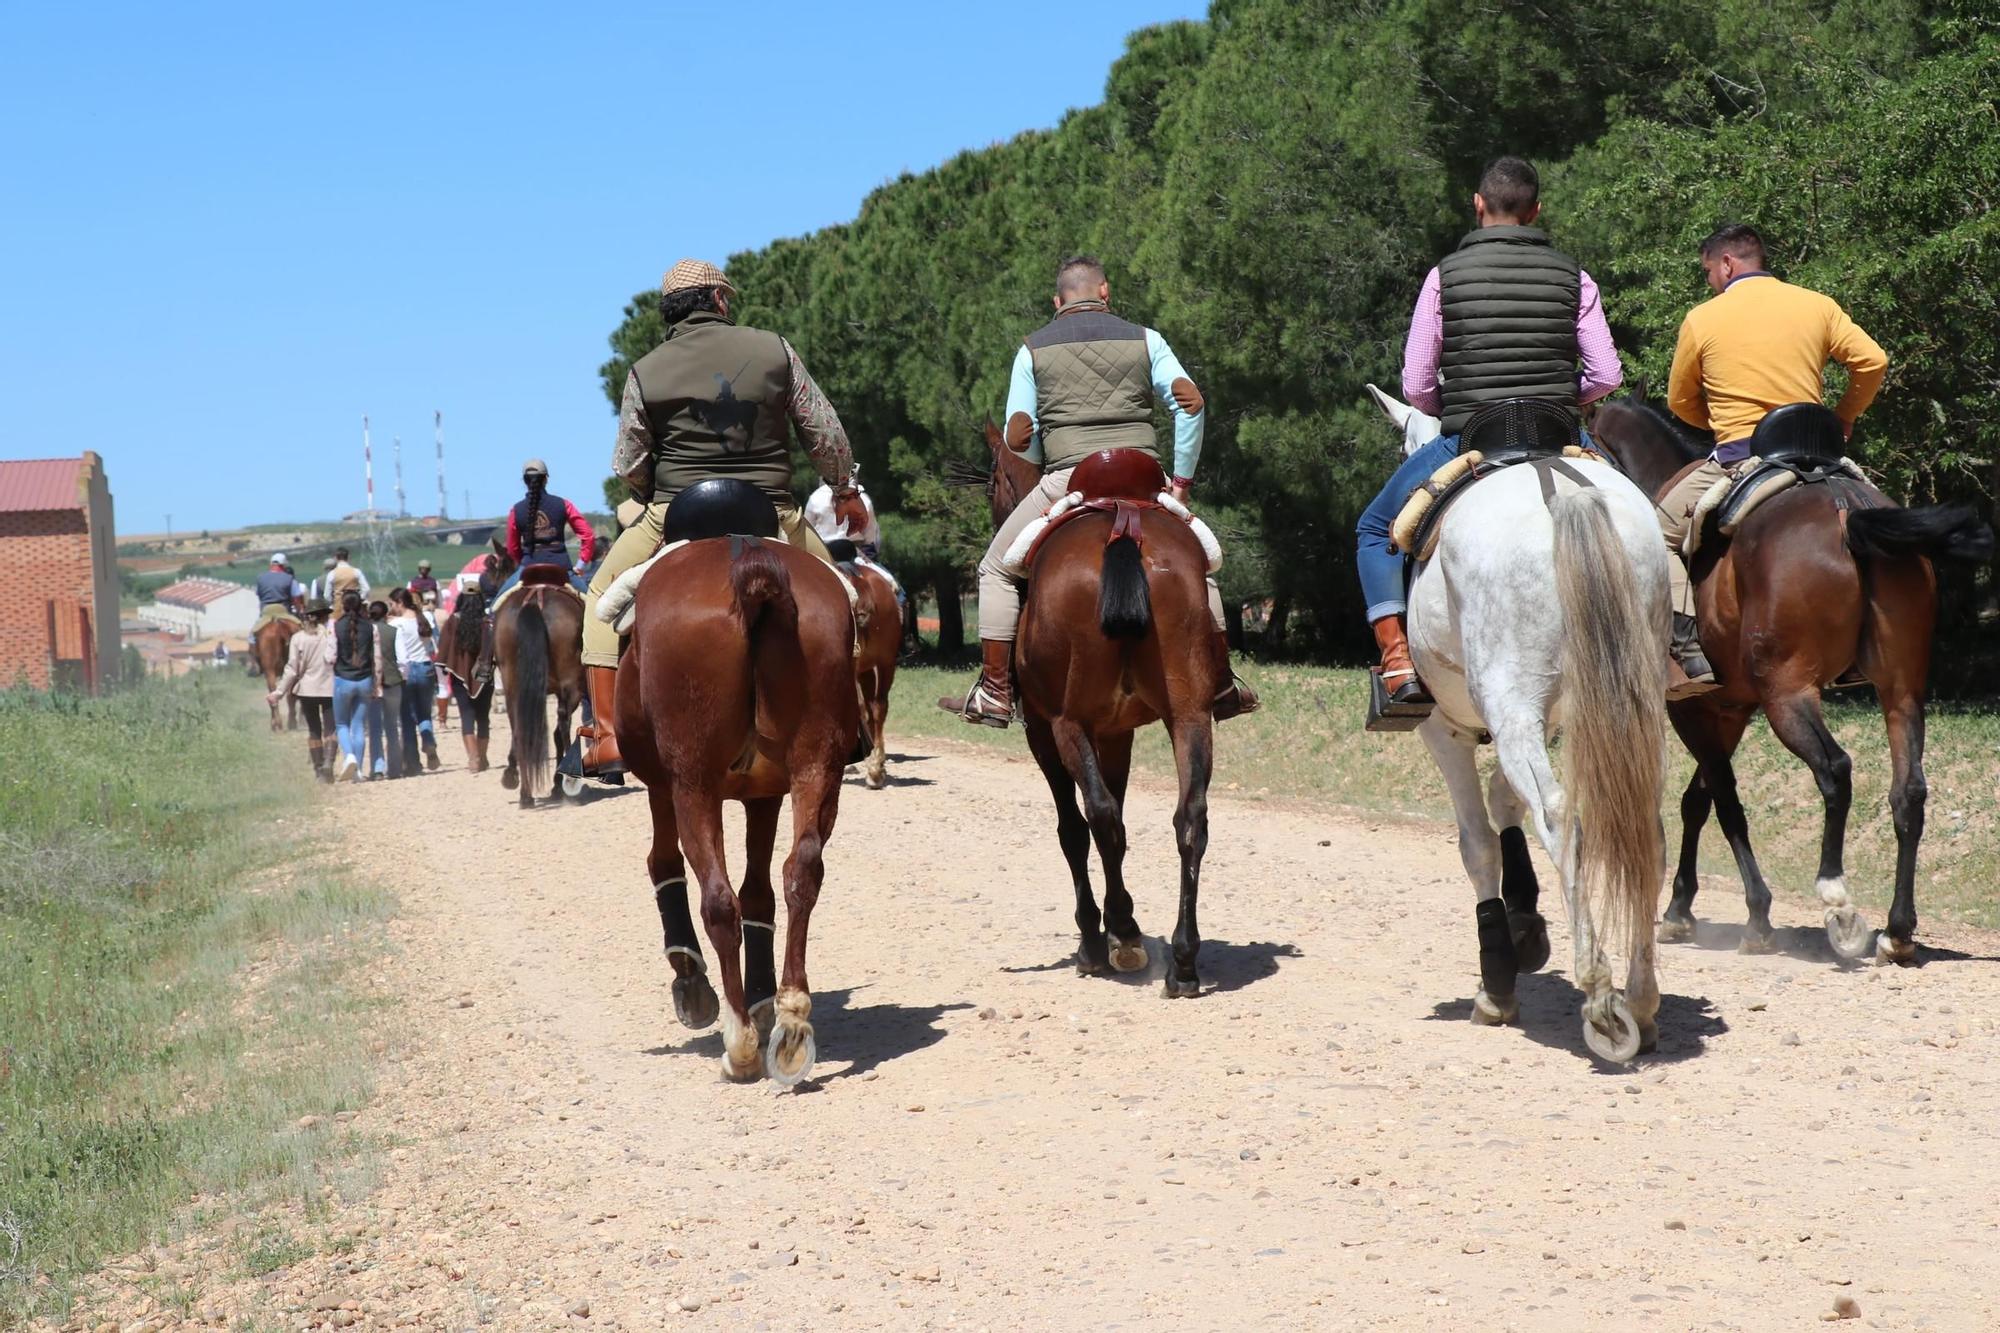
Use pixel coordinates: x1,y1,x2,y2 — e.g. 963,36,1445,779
1366,668,1432,732
957,680,1013,728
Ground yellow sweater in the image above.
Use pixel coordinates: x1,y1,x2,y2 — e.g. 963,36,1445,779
1667,275,1888,448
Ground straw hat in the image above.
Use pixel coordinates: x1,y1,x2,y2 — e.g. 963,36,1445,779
661,258,734,297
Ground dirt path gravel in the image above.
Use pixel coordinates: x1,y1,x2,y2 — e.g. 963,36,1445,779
95,713,2000,1331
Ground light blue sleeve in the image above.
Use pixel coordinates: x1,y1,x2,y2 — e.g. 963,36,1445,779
1005,344,1043,465
1146,328,1204,479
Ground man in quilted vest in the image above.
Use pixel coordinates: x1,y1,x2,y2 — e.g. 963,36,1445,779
939,255,1255,727
1354,156,1624,706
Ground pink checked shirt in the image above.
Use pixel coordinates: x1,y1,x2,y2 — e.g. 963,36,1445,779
1400,267,1623,417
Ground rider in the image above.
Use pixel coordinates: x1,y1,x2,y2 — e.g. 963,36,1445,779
579,257,857,773
328,547,370,618
1355,155,1624,705
494,460,597,600
940,255,1257,727
1655,223,1889,696
250,552,304,656
409,558,440,601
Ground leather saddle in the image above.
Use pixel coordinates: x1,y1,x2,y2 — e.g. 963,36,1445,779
664,478,781,544
1392,399,1589,559
1015,449,1169,570
1675,403,1867,556
519,563,571,588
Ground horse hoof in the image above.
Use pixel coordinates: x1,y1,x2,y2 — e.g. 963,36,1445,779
865,768,886,791
1076,945,1109,977
1876,934,1918,967
1656,916,1694,945
1471,989,1518,1026
765,1019,817,1087
1509,912,1551,975
749,997,777,1041
1108,937,1150,974
500,768,519,791
1162,974,1201,999
1582,992,1643,1064
672,974,720,1031
1638,1020,1659,1054
1825,906,1875,961
1737,930,1776,956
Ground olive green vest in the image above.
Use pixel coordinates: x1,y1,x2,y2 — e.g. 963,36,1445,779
630,310,795,505
1025,303,1157,468
1436,226,1582,435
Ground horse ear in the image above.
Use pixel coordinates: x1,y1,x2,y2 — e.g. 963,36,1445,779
491,536,505,557
1364,383,1416,428
982,418,1003,456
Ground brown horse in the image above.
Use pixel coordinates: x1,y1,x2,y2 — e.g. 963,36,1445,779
826,541,900,789
982,425,1220,997
257,617,299,731
487,541,587,809
617,496,857,1085
1593,399,1992,963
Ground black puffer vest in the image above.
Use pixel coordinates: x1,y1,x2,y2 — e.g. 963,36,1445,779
1437,226,1581,436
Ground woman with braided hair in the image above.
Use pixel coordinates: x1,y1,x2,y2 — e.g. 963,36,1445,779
493,459,597,601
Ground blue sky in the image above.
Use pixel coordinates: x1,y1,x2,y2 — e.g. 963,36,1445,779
0,1,1202,535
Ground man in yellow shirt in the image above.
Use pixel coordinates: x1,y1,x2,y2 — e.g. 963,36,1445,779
1657,223,1889,695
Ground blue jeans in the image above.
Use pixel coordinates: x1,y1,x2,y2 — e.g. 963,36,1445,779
367,683,405,778
1356,434,1461,622
332,677,371,771
403,662,438,751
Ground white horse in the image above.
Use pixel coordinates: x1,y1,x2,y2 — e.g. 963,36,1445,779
1372,392,1671,1062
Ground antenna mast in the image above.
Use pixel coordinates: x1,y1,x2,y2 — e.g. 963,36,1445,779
393,436,407,518
435,411,447,519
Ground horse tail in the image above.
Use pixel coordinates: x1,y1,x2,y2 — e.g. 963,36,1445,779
1098,535,1152,639
1844,501,1994,565
514,599,551,794
1551,488,1665,970
730,540,797,626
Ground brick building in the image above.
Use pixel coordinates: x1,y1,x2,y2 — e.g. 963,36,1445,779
0,453,120,692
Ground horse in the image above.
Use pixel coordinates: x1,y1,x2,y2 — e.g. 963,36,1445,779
1592,398,1993,963
826,539,900,789
610,481,858,1085
1371,394,1669,1062
486,540,587,809
435,586,494,775
979,422,1220,998
256,617,299,731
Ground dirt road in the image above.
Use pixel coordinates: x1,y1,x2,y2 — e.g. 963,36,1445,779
112,716,2000,1331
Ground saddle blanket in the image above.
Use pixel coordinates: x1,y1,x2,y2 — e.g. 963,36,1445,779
1000,489,1223,580
598,536,860,656
1682,454,1870,557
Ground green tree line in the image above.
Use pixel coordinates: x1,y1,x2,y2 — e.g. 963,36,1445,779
600,0,1999,663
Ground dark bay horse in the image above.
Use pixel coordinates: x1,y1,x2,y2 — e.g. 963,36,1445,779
257,617,299,731
488,541,587,809
617,496,857,1085
1593,399,1992,963
982,424,1219,997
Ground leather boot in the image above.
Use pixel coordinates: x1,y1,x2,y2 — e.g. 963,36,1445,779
1372,616,1433,705
938,639,1014,727
1210,630,1260,722
581,665,624,773
1667,613,1720,701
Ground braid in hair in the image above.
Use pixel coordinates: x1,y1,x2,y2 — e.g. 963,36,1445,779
524,474,548,547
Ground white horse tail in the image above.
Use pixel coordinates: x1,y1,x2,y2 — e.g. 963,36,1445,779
1551,488,1666,970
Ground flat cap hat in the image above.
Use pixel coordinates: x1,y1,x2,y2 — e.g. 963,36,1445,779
661,258,735,297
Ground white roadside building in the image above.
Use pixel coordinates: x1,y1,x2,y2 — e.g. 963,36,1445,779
138,577,259,641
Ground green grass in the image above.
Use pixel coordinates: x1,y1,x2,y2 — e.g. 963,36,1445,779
0,676,392,1324
888,662,2000,930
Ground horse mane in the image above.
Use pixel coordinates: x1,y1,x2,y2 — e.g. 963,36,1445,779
1599,397,1706,462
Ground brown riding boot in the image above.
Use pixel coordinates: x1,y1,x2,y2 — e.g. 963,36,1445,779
1372,615,1433,705
1666,614,1721,701
938,638,1014,727
581,665,624,772
1211,630,1260,722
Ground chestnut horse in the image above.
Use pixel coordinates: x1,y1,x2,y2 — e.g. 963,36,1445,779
615,496,857,1085
1593,399,1992,963
257,617,299,731
827,539,900,789
487,540,587,809
982,424,1220,997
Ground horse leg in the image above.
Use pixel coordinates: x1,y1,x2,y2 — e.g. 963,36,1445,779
649,781,716,1031
1876,683,1927,965
1660,770,1711,942
1053,718,1136,987
1764,690,1869,959
1093,729,1148,974
1024,712,1106,975
1422,720,1516,1024
768,760,838,1086
1667,705,1774,948
1164,713,1213,999
1486,767,1549,975
739,796,783,1040
675,787,758,1080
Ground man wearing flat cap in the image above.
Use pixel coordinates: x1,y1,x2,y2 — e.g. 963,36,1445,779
579,257,859,773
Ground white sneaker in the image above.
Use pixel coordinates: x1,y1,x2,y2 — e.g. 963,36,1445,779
337,754,358,782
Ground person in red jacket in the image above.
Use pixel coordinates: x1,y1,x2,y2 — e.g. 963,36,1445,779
495,459,597,598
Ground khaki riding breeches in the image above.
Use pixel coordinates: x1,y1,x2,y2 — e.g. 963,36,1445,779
1655,458,1732,619
255,604,301,631
974,465,1226,643
580,497,831,668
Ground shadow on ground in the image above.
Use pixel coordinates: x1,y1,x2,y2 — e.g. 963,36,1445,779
1000,937,1301,996
641,986,969,1082
1427,971,1729,1069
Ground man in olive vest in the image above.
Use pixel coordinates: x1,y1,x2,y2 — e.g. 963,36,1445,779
579,258,857,773
1354,156,1624,705
939,255,1257,727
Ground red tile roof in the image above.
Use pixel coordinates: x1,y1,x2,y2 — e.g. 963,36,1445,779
0,457,87,512
153,577,248,609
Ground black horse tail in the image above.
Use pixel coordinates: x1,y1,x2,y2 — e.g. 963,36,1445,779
1098,535,1152,639
1846,502,1995,565
514,600,551,796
